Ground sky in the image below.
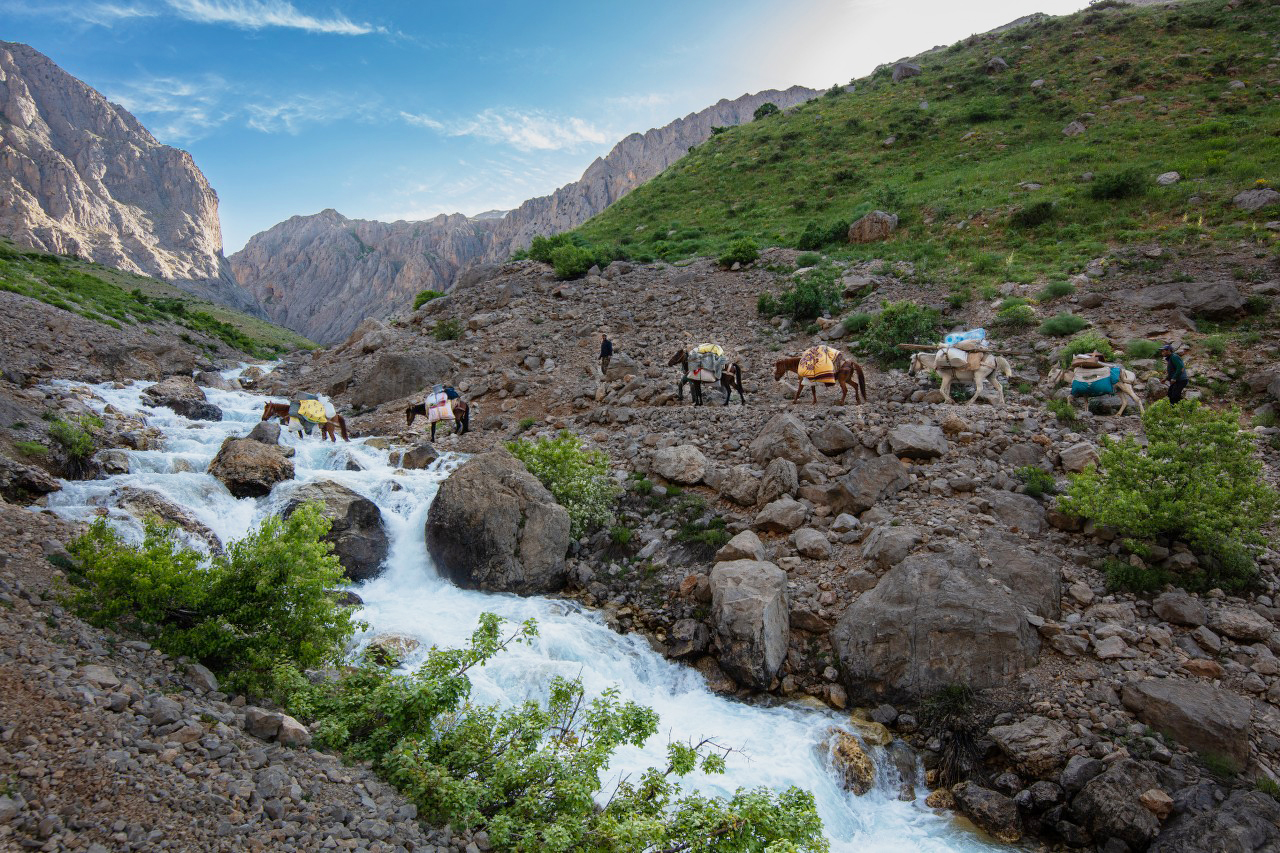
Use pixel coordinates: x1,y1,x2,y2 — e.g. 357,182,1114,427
4,0,1088,252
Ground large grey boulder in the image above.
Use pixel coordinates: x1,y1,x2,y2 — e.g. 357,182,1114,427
652,444,706,485
709,559,790,690
1153,591,1206,627
848,210,898,244
985,491,1045,534
715,530,765,563
350,351,453,408
985,538,1062,619
284,480,389,581
793,527,831,560
718,465,760,506
1233,188,1280,211
754,496,808,533
0,455,60,502
758,457,798,504
860,525,922,571
207,437,294,498
1059,441,1098,473
425,449,571,594
1125,281,1245,319
1149,789,1280,853
1208,606,1275,643
810,423,859,456
115,486,222,553
887,424,948,459
891,62,921,83
952,782,1021,844
604,352,641,381
1069,760,1161,851
832,455,908,515
749,414,822,467
988,715,1073,778
1121,679,1253,770
143,375,222,421
832,547,1040,703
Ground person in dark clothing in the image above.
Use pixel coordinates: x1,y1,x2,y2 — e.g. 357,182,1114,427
1162,343,1189,404
599,334,613,377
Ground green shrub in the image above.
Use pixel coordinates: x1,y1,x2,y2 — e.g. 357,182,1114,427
433,318,463,341
858,300,941,366
48,417,94,460
979,283,1000,300
842,312,873,334
1245,295,1271,316
278,615,827,853
1011,200,1056,228
995,303,1037,327
413,289,444,310
1060,401,1278,587
1102,557,1172,594
1038,280,1076,301
999,297,1029,310
608,525,633,547
67,506,358,696
550,245,596,280
1016,466,1057,498
796,251,824,268
777,265,842,321
796,219,850,250
1047,398,1078,422
1089,168,1146,200
756,291,780,316
527,234,573,263
1124,339,1161,360
1040,313,1088,337
1060,332,1115,367
506,431,619,539
631,477,653,496
753,102,780,120
1203,335,1227,356
14,440,48,458
516,417,536,433
718,238,759,267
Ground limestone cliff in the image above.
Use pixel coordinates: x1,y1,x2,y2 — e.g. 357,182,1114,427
232,86,820,343
0,42,260,314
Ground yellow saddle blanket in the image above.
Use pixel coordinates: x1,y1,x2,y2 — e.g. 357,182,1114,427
798,346,840,383
297,399,327,425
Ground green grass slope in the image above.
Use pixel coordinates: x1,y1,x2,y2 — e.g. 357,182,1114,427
0,241,314,358
572,0,1279,294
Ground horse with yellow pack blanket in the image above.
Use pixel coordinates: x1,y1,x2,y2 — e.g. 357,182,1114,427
259,393,350,442
773,346,867,405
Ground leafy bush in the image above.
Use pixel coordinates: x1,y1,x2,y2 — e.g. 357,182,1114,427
1124,339,1161,360
1102,557,1172,594
753,102,780,120
842,312,873,334
979,283,1000,300
994,303,1037,327
608,525,633,547
1040,313,1088,337
796,219,849,250
48,417,94,461
1016,466,1057,498
1011,201,1056,228
516,417,536,433
1060,332,1115,367
550,245,596,280
1203,335,1227,356
1047,398,1078,422
1089,168,1147,200
279,615,827,853
67,505,359,696
413,289,444,310
776,265,842,321
1038,280,1076,301
756,291,780,316
1060,401,1278,587
527,234,573,263
14,440,48,458
507,431,619,539
1245,295,1271,316
857,300,941,366
433,318,463,341
718,238,759,267
796,251,824,268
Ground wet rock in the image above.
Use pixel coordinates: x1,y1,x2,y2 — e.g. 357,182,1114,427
1121,679,1253,770
828,729,875,795
952,782,1021,843
709,559,789,690
398,442,440,470
365,633,421,667
887,424,947,459
715,530,766,563
666,619,710,659
425,448,571,594
652,444,706,485
142,375,223,421
832,455,908,515
245,420,280,444
989,715,1073,778
114,485,222,552
284,480,389,581
207,437,294,498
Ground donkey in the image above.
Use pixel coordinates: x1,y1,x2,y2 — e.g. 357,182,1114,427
666,347,746,406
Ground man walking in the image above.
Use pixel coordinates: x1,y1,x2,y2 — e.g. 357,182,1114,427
1161,343,1189,404
599,333,613,377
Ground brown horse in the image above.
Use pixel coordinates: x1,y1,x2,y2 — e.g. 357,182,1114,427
665,347,746,406
406,398,471,441
260,401,350,442
774,350,868,405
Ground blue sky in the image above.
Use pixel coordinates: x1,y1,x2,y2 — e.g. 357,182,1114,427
5,0,1086,251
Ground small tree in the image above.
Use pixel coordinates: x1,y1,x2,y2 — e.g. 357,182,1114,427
753,102,780,121
856,300,941,366
1059,401,1278,587
507,431,619,538
718,238,759,267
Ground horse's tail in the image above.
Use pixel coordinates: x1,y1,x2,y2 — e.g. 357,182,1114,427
999,356,1013,378
856,363,868,400
338,414,350,442
405,405,414,428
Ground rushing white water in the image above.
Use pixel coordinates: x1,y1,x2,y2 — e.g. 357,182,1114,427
41,375,1002,852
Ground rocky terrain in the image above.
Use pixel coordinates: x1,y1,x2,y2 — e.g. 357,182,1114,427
229,86,819,343
0,42,260,315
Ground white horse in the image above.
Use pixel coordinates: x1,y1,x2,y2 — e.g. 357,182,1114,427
909,351,1013,405
1046,364,1144,416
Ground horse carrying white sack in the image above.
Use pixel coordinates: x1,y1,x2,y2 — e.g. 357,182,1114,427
909,349,1013,405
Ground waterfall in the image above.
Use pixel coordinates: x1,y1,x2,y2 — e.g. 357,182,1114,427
40,374,1001,852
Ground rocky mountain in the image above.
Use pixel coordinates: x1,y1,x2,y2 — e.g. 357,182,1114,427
230,86,819,343
228,209,499,345
0,42,260,314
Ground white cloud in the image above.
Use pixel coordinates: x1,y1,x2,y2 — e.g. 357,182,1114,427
108,74,231,141
605,92,674,110
245,93,377,134
0,0,158,26
400,108,609,152
165,0,382,35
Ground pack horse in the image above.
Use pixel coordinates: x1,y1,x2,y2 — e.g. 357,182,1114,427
667,345,745,406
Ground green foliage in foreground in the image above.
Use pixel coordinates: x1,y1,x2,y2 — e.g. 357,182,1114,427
280,614,828,853
1060,401,1278,590
855,300,940,366
413,289,445,309
718,237,760,268
66,505,360,695
507,431,619,539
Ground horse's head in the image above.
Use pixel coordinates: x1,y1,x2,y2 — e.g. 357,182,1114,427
666,348,687,368
773,359,789,381
908,353,923,375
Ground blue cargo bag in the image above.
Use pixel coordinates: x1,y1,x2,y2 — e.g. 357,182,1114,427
1071,367,1120,397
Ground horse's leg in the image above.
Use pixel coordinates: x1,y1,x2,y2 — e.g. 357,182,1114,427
677,375,685,402
430,421,436,442
810,384,818,404
968,371,986,405
992,373,1006,406
939,373,952,401
792,379,803,404
838,378,848,405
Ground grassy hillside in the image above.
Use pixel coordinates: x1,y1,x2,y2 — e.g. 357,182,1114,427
572,0,1279,296
0,241,314,358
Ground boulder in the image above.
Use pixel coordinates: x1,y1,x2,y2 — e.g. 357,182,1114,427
999,443,1044,469
988,715,1073,778
425,449,571,594
860,525,922,571
1070,760,1161,851
984,538,1062,619
1233,188,1280,212
793,527,832,560
985,491,1045,534
195,370,237,391
1156,171,1181,186
749,414,822,467
891,62,921,83
754,496,808,533
604,352,641,381
832,455,908,515
952,782,1021,844
1062,120,1086,137
398,442,439,470
1059,755,1105,796
207,437,294,498
832,547,1040,702
758,457,798,504
143,375,222,421
719,465,760,506
985,56,1009,73
887,424,948,459
848,210,898,244
1149,789,1280,853
1059,441,1099,473
1209,606,1274,643
0,455,60,502
810,423,859,456
1126,281,1245,319
715,530,766,563
364,633,421,667
652,444,706,485
709,559,790,690
1121,679,1252,769
351,351,453,408
284,480,389,581
828,729,875,795
245,421,280,445
666,618,710,659
114,486,222,553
